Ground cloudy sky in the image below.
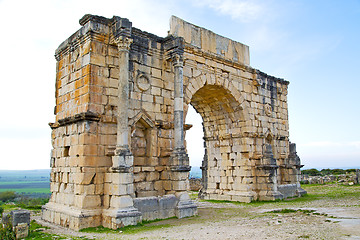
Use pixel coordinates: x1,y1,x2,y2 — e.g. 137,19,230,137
0,0,359,170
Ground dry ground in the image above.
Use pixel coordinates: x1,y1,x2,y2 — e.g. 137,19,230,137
33,184,360,240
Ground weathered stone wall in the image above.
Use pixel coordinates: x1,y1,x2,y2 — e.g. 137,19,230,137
42,14,304,230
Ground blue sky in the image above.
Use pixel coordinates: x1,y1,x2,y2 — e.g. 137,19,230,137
0,0,359,169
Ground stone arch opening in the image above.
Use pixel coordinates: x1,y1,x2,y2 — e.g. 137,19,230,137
185,83,249,200
185,105,204,175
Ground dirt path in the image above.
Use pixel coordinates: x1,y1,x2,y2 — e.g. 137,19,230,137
33,198,360,240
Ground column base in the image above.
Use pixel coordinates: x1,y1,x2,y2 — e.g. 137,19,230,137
41,202,102,231
102,207,142,229
170,149,189,168
277,183,307,198
175,192,198,218
199,191,256,203
176,202,198,218
258,190,284,201
297,187,307,196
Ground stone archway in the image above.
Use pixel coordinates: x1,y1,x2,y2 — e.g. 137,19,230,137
184,74,255,202
43,14,305,231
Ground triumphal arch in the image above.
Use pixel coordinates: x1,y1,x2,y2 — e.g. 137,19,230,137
42,14,305,230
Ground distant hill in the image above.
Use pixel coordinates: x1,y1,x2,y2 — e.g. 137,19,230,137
190,166,202,178
0,168,203,181
0,169,51,179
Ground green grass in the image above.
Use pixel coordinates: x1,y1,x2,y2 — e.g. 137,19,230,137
27,220,89,239
0,181,48,185
0,203,18,211
303,184,360,199
199,184,360,208
266,209,316,214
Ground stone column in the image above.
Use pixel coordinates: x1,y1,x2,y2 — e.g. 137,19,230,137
103,35,141,229
289,143,307,196
256,144,283,201
173,54,185,153
112,36,133,170
170,53,197,218
170,54,190,169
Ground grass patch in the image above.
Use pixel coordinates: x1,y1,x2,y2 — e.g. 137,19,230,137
27,220,89,240
268,209,298,213
266,209,316,214
0,203,18,211
303,184,360,199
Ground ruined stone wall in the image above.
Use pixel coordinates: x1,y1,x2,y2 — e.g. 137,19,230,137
42,14,304,230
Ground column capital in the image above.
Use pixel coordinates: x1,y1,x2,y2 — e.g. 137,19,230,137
172,54,183,68
115,36,133,51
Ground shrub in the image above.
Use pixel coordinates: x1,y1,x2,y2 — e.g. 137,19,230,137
0,191,17,203
302,169,320,176
331,169,346,175
16,197,49,210
0,215,16,240
319,168,332,176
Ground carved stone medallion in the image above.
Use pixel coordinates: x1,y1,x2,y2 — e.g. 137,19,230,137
136,73,150,91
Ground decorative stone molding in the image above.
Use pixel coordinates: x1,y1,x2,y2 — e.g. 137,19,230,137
172,54,183,68
264,103,273,117
115,36,133,51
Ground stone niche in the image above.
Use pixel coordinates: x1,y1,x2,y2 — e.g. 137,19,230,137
42,14,305,230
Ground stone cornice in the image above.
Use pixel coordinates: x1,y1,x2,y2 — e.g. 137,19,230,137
256,69,289,86
49,112,101,129
184,43,254,73
79,14,111,26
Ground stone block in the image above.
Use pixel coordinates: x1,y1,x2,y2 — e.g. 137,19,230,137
146,171,160,181
154,180,163,191
4,210,30,227
74,195,101,209
135,181,153,191
172,180,187,191
163,180,172,190
133,196,159,212
111,172,133,184
134,172,146,182
110,195,134,208
111,184,128,195
15,222,29,239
